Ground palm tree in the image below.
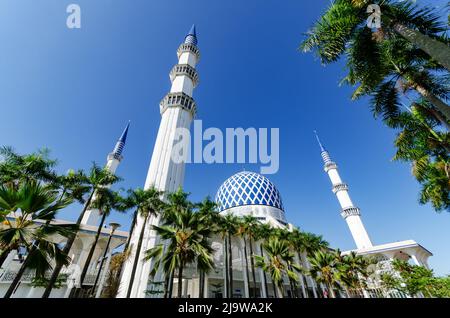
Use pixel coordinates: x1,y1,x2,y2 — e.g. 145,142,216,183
236,218,252,297
301,232,329,296
220,214,239,297
52,169,90,204
308,250,339,298
288,228,309,297
1,181,76,298
301,0,450,122
302,0,450,70
335,251,371,297
75,189,125,297
42,163,120,298
242,215,260,297
344,31,450,127
391,104,450,211
0,147,58,189
144,190,214,298
254,237,300,298
196,197,219,298
124,187,164,298
253,223,273,297
0,165,87,269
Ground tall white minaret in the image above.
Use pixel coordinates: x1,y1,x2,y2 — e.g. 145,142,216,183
118,25,199,298
81,121,130,225
315,131,373,250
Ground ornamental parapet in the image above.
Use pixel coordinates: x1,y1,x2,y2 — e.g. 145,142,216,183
169,64,199,87
160,92,197,116
324,162,337,172
177,43,200,62
332,183,348,194
340,207,361,219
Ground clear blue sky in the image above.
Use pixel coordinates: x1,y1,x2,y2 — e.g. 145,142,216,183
0,0,448,275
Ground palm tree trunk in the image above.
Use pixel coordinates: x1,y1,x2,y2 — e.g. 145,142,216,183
113,209,139,285
198,271,204,298
123,209,138,254
223,237,229,297
287,265,297,298
344,286,351,298
168,270,174,298
272,281,277,298
177,264,184,298
227,234,233,298
393,23,450,72
276,284,284,299
90,232,113,297
242,237,251,297
248,237,257,297
163,272,169,298
3,244,37,298
126,214,148,298
413,83,450,123
428,108,450,131
328,284,336,298
260,243,269,297
296,252,307,298
42,190,95,298
78,212,108,291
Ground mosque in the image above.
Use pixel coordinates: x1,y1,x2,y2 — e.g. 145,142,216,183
116,25,432,298
0,25,432,298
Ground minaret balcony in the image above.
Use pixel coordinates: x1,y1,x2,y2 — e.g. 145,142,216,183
108,152,123,162
160,92,197,116
169,64,199,87
177,43,200,62
324,162,337,172
332,183,348,194
340,207,361,219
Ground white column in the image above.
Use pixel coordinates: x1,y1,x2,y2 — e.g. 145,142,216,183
410,254,421,266
204,273,209,298
326,161,373,249
183,278,189,297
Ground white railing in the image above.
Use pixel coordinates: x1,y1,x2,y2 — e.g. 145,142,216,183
0,268,99,286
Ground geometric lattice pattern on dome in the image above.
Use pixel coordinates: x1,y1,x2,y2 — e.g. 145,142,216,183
215,171,284,212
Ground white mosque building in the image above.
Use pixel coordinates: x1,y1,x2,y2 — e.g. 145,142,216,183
116,25,432,299
0,25,433,298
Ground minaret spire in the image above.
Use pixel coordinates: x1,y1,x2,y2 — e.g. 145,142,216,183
316,133,373,250
111,121,130,161
314,130,332,165
81,121,131,226
184,24,197,45
314,130,326,153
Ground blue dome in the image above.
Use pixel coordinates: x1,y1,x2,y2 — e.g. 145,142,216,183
215,171,284,212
